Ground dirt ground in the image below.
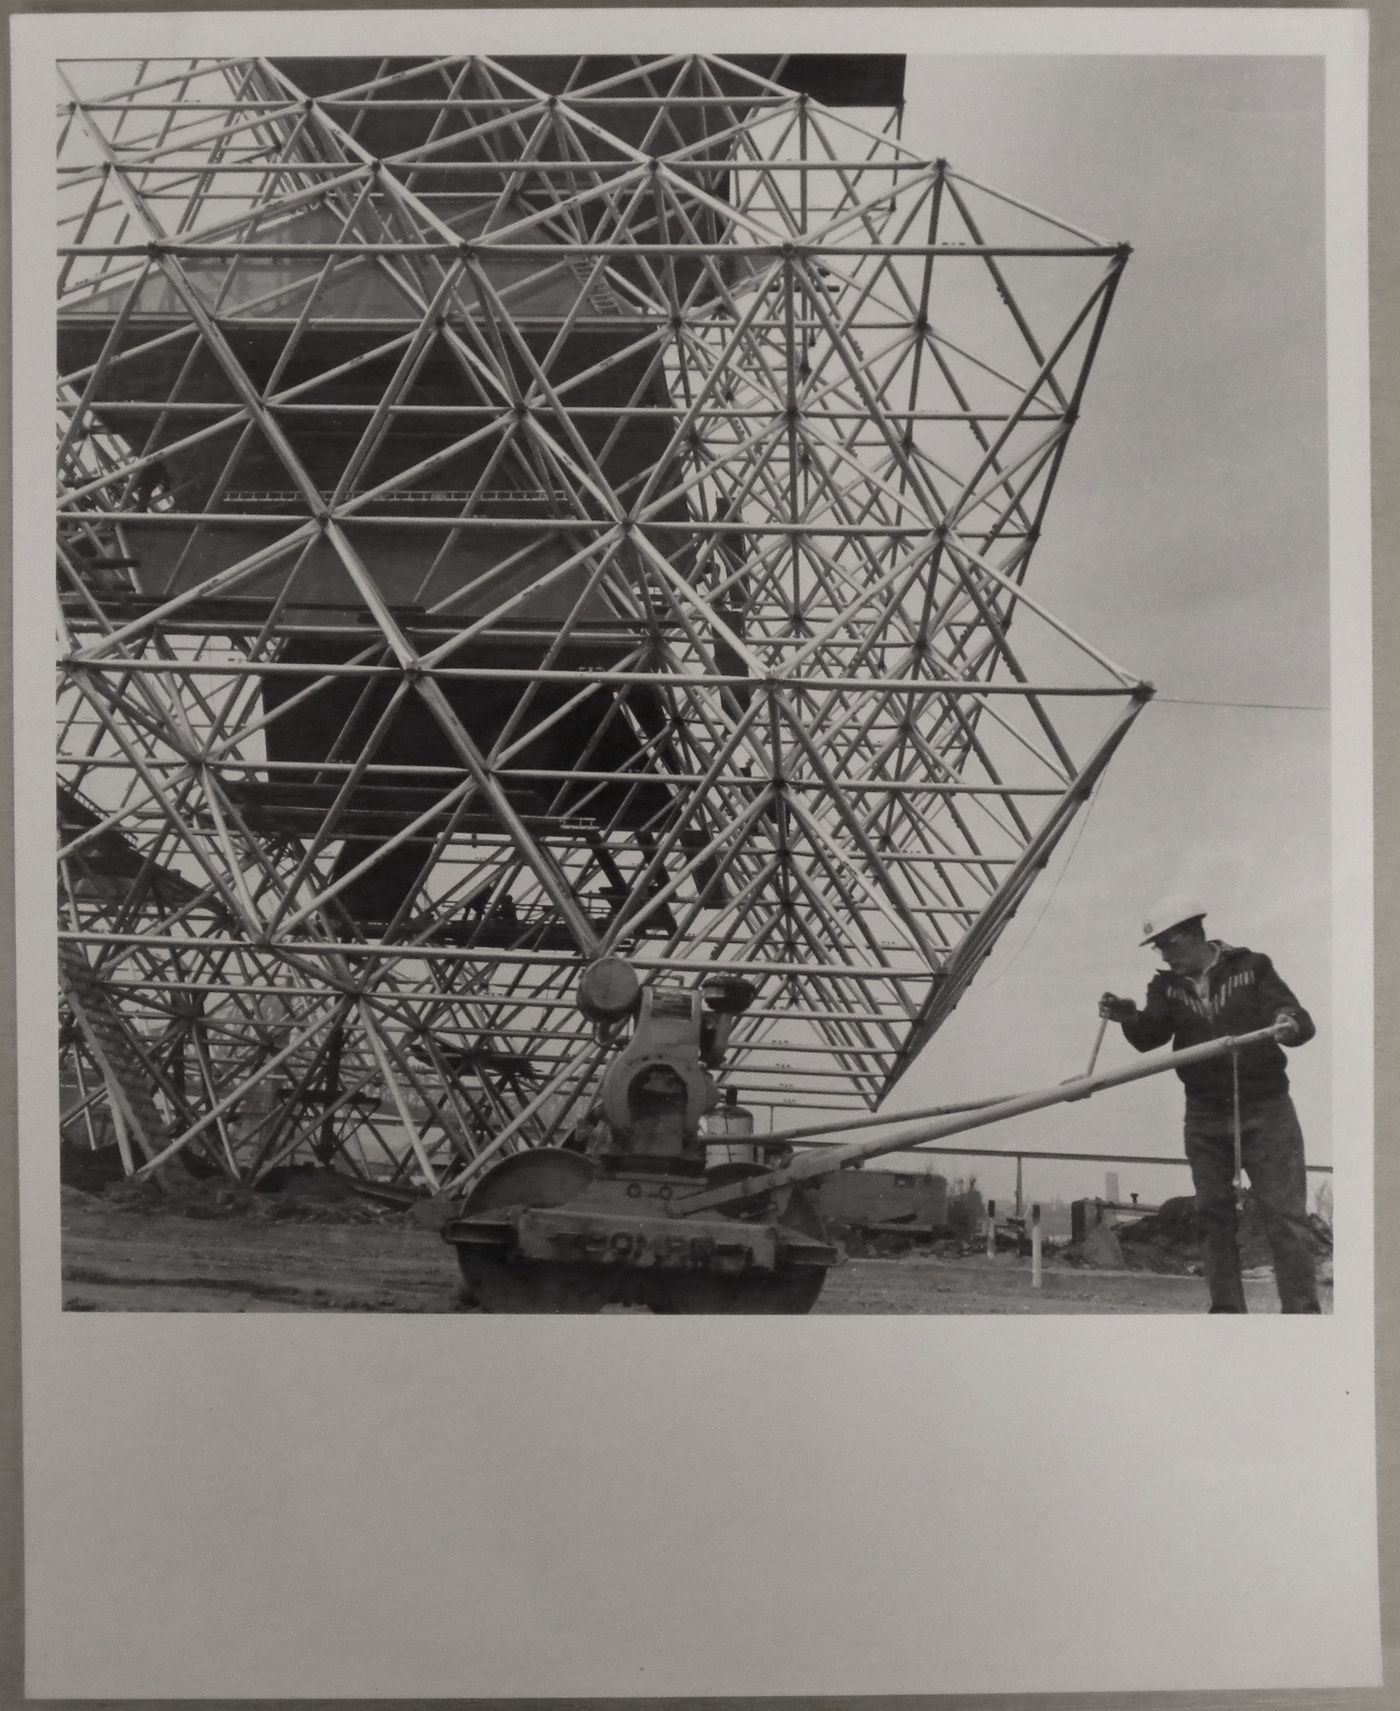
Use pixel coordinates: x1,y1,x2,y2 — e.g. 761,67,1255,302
60,1194,1330,1314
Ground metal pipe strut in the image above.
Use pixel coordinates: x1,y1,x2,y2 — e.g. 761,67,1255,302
56,52,1145,1183
668,1022,1294,1217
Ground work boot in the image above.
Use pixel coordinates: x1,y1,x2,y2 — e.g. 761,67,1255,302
1208,1304,1246,1313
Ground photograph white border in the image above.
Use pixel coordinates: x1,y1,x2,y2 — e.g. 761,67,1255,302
13,10,1378,1697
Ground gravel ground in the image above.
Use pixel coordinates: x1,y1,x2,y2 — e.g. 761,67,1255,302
59,1199,1328,1313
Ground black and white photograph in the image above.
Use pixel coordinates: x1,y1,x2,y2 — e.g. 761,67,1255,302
14,6,1379,1698
47,41,1345,1316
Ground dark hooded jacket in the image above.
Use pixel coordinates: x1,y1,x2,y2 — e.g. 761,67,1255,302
1120,941,1314,1106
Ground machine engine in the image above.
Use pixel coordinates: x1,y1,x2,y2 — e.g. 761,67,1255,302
440,959,835,1312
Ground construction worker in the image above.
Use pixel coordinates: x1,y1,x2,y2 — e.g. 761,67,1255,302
1098,897,1320,1313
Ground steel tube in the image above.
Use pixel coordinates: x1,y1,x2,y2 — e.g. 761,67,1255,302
670,1023,1295,1215
60,241,1122,259
59,659,1138,696
59,931,948,981
761,1137,1332,1173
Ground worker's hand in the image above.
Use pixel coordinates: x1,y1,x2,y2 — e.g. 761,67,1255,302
1099,992,1137,1024
1274,1011,1301,1043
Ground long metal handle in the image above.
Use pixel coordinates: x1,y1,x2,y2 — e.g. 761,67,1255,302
1232,1048,1245,1205
670,1022,1291,1218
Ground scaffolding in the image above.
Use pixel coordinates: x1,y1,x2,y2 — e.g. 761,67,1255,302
55,53,1147,1191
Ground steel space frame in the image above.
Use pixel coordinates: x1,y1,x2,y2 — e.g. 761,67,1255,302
55,53,1148,1190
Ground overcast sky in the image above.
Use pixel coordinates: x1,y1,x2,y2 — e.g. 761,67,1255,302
860,55,1332,1209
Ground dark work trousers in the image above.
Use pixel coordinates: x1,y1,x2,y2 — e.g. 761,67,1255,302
1183,1092,1319,1312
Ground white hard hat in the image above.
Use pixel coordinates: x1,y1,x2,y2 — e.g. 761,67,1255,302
1139,895,1207,947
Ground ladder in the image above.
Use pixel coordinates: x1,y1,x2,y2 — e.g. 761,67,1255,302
57,940,166,1166
563,250,627,317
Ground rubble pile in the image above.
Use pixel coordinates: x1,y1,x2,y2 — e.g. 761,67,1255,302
1058,1194,1334,1275
836,1225,962,1259
1112,1197,1208,1273
66,1164,416,1226
59,1137,127,1193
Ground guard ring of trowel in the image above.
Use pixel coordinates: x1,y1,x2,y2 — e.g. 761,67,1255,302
577,955,642,1024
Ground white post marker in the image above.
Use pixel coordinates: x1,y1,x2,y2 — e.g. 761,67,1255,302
986,1197,997,1258
1031,1202,1043,1290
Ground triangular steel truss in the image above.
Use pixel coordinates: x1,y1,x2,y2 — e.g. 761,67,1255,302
55,54,1148,1189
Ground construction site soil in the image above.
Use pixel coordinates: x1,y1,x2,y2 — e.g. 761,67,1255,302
58,1174,1333,1314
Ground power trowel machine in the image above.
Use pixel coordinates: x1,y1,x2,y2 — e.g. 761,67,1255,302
441,957,836,1313
441,957,1295,1313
